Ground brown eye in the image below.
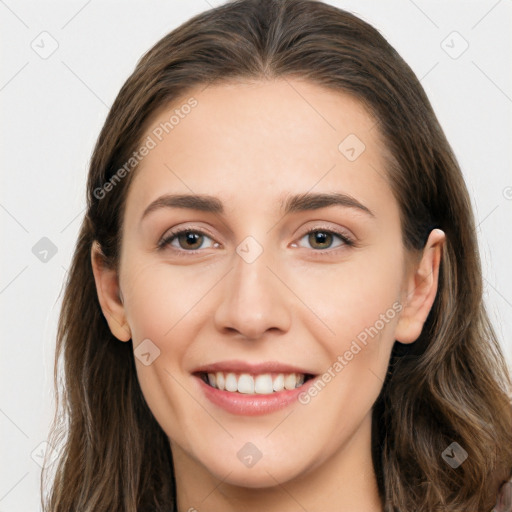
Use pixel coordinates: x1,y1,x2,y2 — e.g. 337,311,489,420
308,231,334,249
158,229,217,252
297,229,353,251
176,231,204,250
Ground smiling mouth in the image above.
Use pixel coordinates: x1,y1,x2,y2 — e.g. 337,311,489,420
195,371,315,394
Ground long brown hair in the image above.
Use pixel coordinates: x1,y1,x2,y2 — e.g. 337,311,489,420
42,0,512,510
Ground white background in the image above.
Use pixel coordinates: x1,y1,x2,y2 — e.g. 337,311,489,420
1,1,511,510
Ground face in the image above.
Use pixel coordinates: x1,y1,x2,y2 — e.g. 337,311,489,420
92,78,444,492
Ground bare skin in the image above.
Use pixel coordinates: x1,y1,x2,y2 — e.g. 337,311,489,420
91,78,445,512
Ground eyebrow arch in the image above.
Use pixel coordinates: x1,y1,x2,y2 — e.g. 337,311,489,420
141,191,375,221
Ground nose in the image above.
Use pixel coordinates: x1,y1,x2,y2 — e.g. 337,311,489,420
213,241,292,341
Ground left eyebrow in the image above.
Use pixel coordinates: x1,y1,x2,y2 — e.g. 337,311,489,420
281,192,375,218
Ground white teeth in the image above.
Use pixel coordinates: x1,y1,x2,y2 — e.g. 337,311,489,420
237,374,254,394
284,373,297,390
205,371,307,394
225,372,238,392
254,374,273,394
216,372,225,391
273,373,284,392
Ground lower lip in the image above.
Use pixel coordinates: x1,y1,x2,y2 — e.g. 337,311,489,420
194,375,316,416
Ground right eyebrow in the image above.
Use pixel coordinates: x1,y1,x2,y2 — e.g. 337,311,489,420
141,194,224,221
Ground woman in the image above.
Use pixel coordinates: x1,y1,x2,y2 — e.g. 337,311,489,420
42,0,512,510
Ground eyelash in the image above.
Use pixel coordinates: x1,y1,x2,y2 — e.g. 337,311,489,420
157,226,355,257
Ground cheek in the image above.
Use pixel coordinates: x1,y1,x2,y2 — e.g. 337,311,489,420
288,242,404,417
295,269,401,442
290,244,404,348
121,258,211,344
119,260,214,442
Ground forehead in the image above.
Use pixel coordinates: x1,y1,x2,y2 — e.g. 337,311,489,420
125,78,396,222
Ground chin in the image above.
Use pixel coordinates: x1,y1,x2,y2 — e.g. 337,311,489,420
200,451,307,489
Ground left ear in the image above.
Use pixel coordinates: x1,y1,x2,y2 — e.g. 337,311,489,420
394,229,446,344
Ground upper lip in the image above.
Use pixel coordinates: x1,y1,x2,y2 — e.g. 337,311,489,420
192,359,316,375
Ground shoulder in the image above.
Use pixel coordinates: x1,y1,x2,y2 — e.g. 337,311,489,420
493,477,512,512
